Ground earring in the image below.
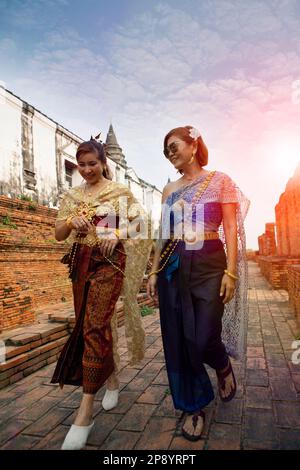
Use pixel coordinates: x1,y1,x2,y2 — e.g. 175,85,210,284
188,154,195,165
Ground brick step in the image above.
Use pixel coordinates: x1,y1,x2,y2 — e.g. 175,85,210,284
4,323,69,346
0,294,156,390
0,336,67,389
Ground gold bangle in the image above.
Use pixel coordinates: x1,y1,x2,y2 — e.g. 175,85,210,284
224,269,238,280
66,216,74,229
148,271,158,279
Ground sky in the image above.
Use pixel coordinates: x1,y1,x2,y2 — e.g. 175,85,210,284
1,0,300,249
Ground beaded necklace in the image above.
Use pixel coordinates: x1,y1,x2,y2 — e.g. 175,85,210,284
66,180,126,277
153,170,216,275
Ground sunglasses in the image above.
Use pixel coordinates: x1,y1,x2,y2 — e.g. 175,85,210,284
163,141,181,159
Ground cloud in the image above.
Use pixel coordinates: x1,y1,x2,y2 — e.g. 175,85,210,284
0,0,69,30
1,0,300,248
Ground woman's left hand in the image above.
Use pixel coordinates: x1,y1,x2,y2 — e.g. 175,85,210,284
220,274,236,304
98,233,119,258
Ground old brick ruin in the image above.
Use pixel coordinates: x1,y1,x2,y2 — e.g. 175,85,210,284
0,195,71,331
257,162,300,322
0,195,154,389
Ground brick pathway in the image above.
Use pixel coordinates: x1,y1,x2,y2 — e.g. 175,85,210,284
0,261,300,450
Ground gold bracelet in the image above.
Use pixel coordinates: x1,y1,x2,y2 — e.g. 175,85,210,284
66,216,74,229
224,269,238,280
148,271,158,279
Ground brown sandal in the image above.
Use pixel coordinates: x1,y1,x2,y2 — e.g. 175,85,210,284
216,359,237,402
182,410,205,441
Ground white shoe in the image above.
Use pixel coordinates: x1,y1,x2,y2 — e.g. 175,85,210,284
102,388,119,411
61,421,94,450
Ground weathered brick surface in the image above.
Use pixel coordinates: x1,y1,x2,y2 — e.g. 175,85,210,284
275,164,300,257
116,404,156,432
207,423,241,450
243,409,280,450
0,298,155,388
245,386,272,409
0,261,299,450
100,430,140,450
257,256,300,290
287,264,300,322
137,385,168,404
0,195,155,333
135,416,177,450
258,222,276,256
257,165,300,320
279,429,300,449
0,195,72,331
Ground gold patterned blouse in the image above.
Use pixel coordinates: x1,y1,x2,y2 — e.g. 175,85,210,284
56,180,153,368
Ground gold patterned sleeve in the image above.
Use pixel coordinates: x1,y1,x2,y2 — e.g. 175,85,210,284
126,191,145,220
56,191,77,222
117,186,150,239
118,185,152,366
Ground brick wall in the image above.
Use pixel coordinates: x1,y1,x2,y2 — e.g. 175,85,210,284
287,264,300,322
246,250,258,261
275,164,300,257
0,196,71,331
257,256,300,290
275,194,290,256
257,164,300,323
258,223,276,256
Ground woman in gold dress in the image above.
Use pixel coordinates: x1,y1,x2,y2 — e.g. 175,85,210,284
51,139,151,450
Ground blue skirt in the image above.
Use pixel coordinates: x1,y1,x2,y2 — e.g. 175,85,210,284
157,239,228,412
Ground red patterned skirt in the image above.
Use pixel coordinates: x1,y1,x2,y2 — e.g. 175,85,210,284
51,243,126,394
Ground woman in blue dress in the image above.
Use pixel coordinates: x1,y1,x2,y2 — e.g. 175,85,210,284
147,126,249,441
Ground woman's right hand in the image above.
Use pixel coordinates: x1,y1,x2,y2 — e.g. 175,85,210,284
147,274,158,301
69,216,93,234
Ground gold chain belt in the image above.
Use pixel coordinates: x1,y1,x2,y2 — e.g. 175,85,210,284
170,230,219,241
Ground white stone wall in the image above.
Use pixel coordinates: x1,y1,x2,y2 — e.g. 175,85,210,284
130,180,144,205
0,90,23,196
115,164,126,184
59,137,81,190
0,87,162,228
33,110,57,203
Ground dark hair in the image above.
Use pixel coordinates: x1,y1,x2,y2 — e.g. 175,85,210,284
76,140,109,179
163,126,208,173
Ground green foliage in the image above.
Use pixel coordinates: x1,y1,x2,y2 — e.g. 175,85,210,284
1,215,17,229
28,202,37,211
140,305,154,317
17,194,32,202
295,332,300,340
2,215,11,225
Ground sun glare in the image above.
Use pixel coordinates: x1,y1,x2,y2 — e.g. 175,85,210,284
271,136,300,178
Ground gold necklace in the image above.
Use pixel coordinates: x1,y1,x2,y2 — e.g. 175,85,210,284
181,170,208,183
84,179,110,197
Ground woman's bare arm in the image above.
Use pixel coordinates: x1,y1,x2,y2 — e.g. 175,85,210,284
221,203,238,274
55,217,93,242
55,220,72,241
